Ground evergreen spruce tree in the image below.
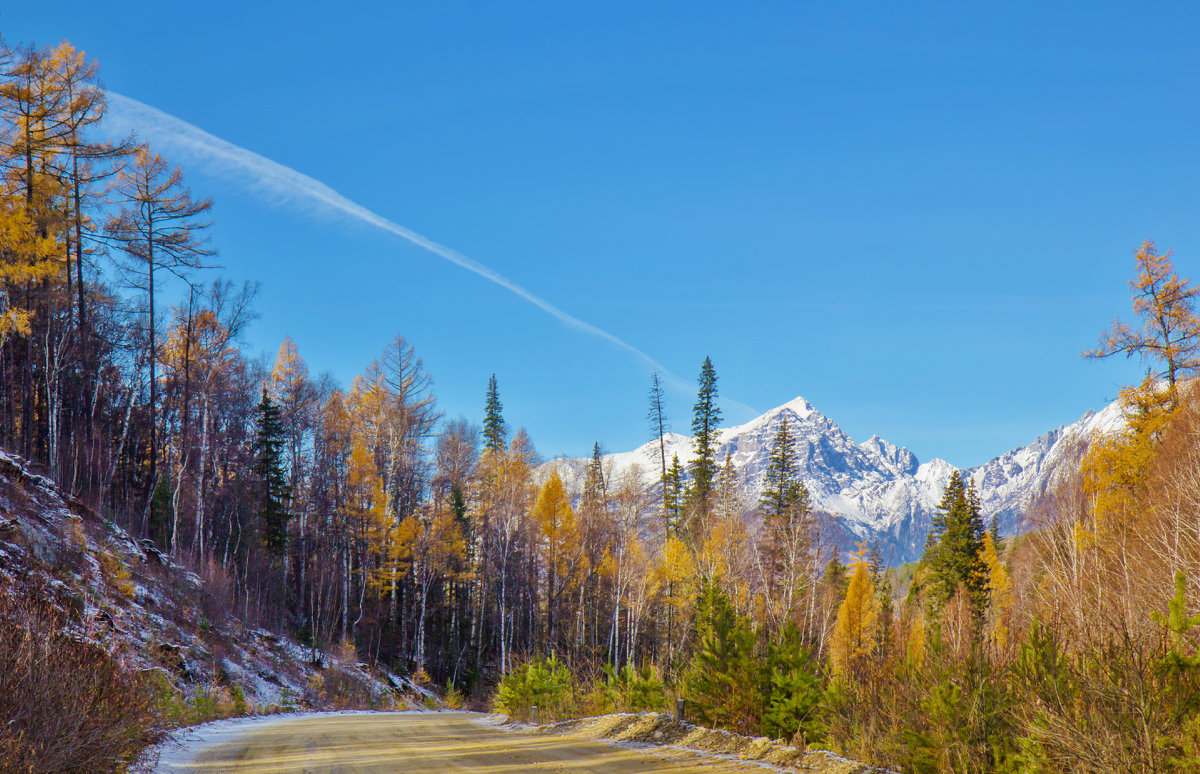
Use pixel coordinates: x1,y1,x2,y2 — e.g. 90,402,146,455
664,454,686,536
759,416,810,521
763,623,825,747
684,582,764,735
714,451,741,519
686,357,722,524
922,471,989,616
585,441,606,504
821,548,848,595
482,373,506,454
867,541,885,585
254,387,290,557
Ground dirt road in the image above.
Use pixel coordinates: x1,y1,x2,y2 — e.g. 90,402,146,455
158,711,772,772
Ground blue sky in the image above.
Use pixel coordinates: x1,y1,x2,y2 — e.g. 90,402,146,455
7,2,1198,467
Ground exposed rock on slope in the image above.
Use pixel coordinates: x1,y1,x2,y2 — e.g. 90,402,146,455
0,449,430,712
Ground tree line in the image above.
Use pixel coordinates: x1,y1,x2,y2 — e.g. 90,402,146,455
8,34,1200,773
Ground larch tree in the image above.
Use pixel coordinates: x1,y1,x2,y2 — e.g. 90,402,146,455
829,546,879,679
647,372,670,524
0,180,56,344
1085,239,1200,392
105,146,212,488
531,469,581,650
980,530,1011,650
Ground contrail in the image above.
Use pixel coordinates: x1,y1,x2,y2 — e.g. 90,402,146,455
102,91,758,417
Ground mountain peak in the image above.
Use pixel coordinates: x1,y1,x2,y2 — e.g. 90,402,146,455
551,393,1126,564
776,395,816,419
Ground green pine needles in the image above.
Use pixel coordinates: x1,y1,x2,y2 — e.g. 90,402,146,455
686,357,722,523
483,373,506,454
253,387,290,557
922,471,989,617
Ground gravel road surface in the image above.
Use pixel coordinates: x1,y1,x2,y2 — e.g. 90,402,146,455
155,711,772,773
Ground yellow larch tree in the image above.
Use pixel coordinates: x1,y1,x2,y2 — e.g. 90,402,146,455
1085,239,1200,391
531,469,583,646
829,545,879,678
0,182,58,343
344,434,389,629
980,531,1012,651
654,533,698,662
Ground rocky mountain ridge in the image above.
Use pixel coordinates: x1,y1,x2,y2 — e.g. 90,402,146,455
550,395,1127,564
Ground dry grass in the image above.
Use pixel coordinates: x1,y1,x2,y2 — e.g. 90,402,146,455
0,579,168,773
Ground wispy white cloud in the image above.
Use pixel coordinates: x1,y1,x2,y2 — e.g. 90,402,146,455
102,91,758,418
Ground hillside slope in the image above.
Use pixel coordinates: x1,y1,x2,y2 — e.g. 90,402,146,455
0,448,428,713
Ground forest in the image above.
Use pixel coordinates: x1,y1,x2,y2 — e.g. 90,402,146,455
5,36,1200,774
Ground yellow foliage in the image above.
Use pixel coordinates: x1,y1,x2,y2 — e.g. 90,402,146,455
695,513,743,584
906,614,926,667
0,183,60,343
829,549,879,677
160,308,237,385
1080,378,1175,533
654,535,696,610
532,470,583,597
270,336,308,397
981,531,1012,651
97,550,135,599
1085,240,1200,389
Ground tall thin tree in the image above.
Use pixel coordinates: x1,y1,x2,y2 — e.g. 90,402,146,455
105,146,212,491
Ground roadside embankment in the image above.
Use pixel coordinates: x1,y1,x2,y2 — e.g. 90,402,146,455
528,712,891,774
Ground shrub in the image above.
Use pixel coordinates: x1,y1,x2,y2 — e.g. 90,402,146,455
97,548,135,598
306,667,393,710
599,663,666,713
443,684,466,710
494,654,575,722
0,581,168,772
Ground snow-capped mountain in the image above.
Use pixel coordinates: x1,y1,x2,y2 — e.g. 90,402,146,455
550,395,1127,564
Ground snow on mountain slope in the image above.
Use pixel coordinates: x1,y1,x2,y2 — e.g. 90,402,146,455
550,395,1127,565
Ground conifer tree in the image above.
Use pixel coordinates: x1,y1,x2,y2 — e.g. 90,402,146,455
254,387,290,557
585,441,606,506
758,416,815,626
759,416,808,519
1085,239,1200,391
714,451,741,520
106,146,213,487
664,455,686,536
482,373,505,454
647,373,670,523
922,472,989,617
980,530,1011,650
684,582,763,734
829,547,879,678
686,357,722,526
763,623,825,747
532,469,580,649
